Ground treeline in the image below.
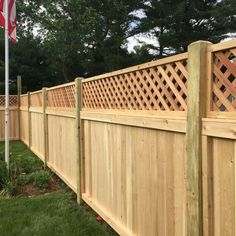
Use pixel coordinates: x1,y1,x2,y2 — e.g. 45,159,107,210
0,0,235,93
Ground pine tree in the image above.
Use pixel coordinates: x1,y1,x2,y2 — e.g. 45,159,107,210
139,0,236,56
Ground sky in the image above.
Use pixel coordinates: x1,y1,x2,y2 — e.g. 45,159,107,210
126,34,159,53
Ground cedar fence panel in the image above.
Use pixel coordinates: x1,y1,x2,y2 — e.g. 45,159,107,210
46,82,77,192
28,90,44,161
19,93,29,145
80,52,188,235
18,84,78,191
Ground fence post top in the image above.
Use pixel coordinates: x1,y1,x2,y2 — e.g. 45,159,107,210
75,77,84,82
188,40,212,48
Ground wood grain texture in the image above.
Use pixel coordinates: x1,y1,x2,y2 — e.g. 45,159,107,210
202,136,214,236
47,114,77,192
186,41,212,236
0,108,19,141
42,88,47,165
82,120,186,236
202,118,236,139
211,138,235,236
19,110,29,145
81,110,186,133
75,78,83,203
30,111,44,160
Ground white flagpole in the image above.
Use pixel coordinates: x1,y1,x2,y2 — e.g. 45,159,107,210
5,0,9,169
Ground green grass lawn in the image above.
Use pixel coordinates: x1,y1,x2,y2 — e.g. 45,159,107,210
0,141,118,236
0,191,117,236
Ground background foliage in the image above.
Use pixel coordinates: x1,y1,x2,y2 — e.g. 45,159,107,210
0,0,235,93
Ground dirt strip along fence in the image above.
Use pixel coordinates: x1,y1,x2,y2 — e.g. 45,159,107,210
0,40,236,236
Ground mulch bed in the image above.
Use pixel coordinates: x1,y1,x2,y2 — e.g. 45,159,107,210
17,176,60,197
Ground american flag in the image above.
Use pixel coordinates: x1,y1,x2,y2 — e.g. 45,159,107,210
0,0,16,42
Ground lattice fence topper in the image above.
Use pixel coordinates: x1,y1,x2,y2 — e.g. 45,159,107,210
30,91,42,107
82,58,188,111
212,48,236,112
47,83,76,108
0,95,18,107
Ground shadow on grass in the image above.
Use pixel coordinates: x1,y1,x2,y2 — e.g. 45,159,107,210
0,191,117,236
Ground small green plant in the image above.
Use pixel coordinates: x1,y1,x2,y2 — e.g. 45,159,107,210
16,174,32,186
0,160,9,190
31,171,51,190
0,181,17,197
10,155,43,178
0,151,4,161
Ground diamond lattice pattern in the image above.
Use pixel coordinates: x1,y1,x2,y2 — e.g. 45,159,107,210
47,84,76,108
212,49,236,111
83,60,188,111
0,95,18,106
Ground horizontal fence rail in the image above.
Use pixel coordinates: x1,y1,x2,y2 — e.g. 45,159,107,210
0,39,236,236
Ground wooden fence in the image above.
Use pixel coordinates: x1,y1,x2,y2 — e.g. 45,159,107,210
80,52,188,236
19,83,78,192
0,39,236,236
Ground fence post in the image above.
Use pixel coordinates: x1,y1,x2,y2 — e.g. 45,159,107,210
27,92,31,148
42,88,47,167
186,40,211,236
75,77,83,204
17,75,22,140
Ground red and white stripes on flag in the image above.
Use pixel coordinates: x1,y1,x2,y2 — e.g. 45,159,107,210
0,0,16,42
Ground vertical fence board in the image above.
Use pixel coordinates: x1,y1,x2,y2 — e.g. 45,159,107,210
28,92,31,148
42,88,47,166
186,41,211,236
75,78,83,204
17,76,22,139
47,114,77,191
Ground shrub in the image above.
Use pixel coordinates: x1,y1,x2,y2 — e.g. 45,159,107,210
16,174,32,186
0,151,4,161
16,171,51,191
31,171,51,190
10,155,43,178
0,181,17,197
0,160,9,190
